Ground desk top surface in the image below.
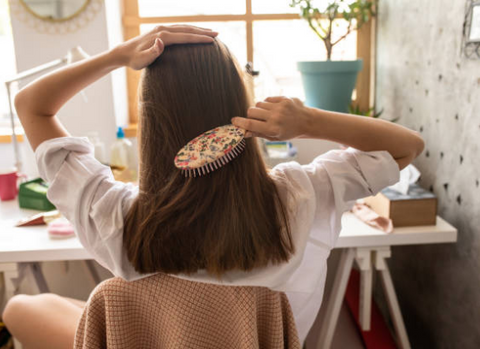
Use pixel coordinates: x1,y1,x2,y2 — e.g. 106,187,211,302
0,199,457,263
337,213,457,248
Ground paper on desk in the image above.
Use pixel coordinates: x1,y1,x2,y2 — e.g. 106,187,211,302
16,210,60,227
388,164,420,195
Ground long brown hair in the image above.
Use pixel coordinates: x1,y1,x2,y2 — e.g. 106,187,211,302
124,39,294,278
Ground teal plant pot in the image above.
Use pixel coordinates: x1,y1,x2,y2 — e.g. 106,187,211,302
297,60,363,113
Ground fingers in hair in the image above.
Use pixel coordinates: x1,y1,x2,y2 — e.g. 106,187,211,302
247,107,270,120
265,96,288,103
231,117,272,136
255,101,275,110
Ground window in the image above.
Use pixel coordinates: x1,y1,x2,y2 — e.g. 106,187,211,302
122,0,373,131
0,0,17,123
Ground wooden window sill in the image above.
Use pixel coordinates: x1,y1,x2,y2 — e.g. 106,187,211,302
0,125,137,144
124,124,138,138
0,128,24,144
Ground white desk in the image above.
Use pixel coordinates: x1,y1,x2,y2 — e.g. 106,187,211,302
317,213,457,349
0,201,90,263
337,213,456,248
0,200,457,349
0,200,95,305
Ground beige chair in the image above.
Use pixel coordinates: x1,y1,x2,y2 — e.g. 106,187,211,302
74,273,301,349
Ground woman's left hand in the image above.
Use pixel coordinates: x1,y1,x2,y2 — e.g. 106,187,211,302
112,24,218,70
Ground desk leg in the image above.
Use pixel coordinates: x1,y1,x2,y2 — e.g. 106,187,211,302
0,263,20,305
316,248,355,349
0,263,23,349
83,260,102,286
375,247,411,349
28,263,49,293
355,248,373,331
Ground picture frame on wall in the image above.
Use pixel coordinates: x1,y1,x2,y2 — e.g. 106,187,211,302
463,0,480,58
467,1,480,42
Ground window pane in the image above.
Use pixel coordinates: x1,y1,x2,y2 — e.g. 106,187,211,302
253,19,357,101
252,0,297,14
253,0,353,14
138,0,245,17
0,0,17,123
140,22,247,65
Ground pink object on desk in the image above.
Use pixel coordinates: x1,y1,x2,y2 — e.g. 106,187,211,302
0,169,26,201
47,219,75,239
351,202,393,233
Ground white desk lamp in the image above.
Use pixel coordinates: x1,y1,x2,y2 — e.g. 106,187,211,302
4,46,89,172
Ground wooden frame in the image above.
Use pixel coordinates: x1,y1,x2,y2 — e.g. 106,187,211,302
0,132,23,144
122,0,373,136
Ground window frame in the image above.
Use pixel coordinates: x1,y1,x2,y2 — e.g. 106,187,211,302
122,0,374,137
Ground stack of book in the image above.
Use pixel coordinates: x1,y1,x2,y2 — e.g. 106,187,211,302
363,184,437,227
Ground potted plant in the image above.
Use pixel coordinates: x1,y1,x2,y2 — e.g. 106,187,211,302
290,0,377,112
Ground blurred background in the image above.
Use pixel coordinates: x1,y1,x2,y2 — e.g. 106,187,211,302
0,0,479,348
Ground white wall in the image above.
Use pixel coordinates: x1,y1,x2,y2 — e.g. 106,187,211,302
4,0,127,176
291,139,338,164
104,0,129,128
3,0,121,298
375,1,480,347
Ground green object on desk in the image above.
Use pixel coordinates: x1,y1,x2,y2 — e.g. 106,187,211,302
18,178,56,211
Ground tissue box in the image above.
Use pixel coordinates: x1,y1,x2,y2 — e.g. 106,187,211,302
18,178,56,211
364,184,437,227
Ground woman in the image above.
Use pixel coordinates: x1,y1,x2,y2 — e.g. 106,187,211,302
2,24,424,348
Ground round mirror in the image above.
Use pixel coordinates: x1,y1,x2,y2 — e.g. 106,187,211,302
19,0,90,22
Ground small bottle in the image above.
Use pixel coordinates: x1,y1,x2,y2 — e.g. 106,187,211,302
87,132,107,164
110,127,137,182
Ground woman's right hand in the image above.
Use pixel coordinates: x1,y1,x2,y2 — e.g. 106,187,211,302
232,96,313,141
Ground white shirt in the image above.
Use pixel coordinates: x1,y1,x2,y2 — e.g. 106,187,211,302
35,136,400,344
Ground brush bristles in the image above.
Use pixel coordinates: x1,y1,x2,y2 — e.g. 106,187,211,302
182,139,246,178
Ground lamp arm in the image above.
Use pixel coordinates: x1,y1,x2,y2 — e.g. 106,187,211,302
4,57,67,172
5,81,21,171
5,58,66,85
4,47,88,172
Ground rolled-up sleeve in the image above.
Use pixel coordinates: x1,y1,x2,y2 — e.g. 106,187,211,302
297,147,400,248
35,137,144,280
304,147,400,212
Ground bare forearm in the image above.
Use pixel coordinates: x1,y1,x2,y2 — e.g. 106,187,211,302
15,50,121,117
302,108,425,160
232,96,425,170
14,25,217,151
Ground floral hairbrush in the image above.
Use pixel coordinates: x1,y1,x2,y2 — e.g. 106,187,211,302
174,124,246,177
